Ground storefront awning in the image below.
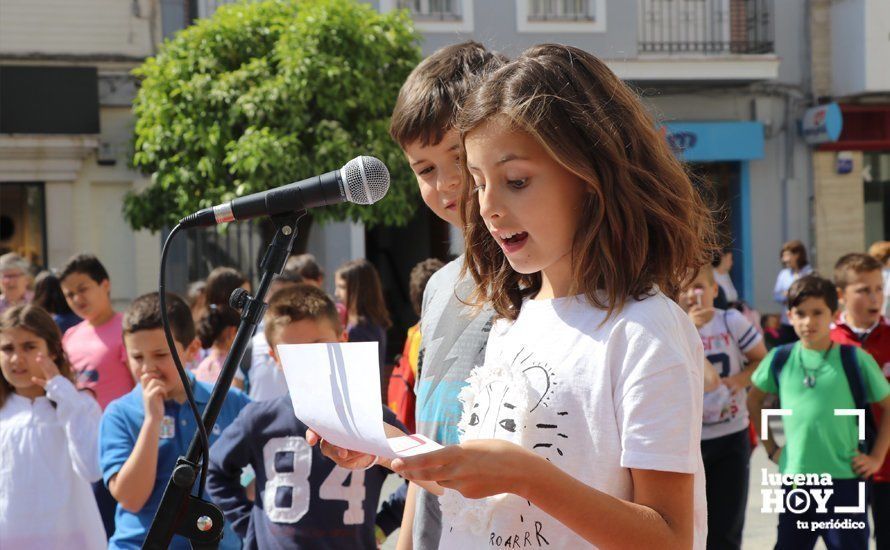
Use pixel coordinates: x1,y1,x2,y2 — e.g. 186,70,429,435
817,104,890,152
661,121,765,162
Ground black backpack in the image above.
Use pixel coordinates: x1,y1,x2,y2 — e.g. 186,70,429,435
769,343,877,454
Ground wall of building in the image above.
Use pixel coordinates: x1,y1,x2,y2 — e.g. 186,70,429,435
830,0,890,97
813,150,865,276
305,220,366,297
0,0,163,307
645,90,810,314
369,0,634,58
0,0,158,58
46,106,160,308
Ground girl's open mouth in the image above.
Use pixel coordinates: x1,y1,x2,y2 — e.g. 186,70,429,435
499,231,529,253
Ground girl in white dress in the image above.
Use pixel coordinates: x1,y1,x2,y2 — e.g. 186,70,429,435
0,304,105,549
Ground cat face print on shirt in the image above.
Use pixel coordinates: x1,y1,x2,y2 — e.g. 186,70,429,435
458,347,568,461
442,346,568,544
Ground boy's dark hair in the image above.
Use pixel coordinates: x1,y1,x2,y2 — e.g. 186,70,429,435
409,258,444,316
273,268,304,285
787,275,839,313
389,41,507,148
264,283,341,345
781,240,809,269
285,254,323,281
834,252,883,290
710,247,732,268
123,292,196,346
59,253,110,285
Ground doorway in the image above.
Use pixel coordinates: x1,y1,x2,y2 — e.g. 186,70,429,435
0,182,47,268
688,161,747,297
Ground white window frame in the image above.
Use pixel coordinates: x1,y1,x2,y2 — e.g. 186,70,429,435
516,0,606,33
380,0,474,33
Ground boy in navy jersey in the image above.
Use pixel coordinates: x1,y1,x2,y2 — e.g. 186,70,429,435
208,284,404,549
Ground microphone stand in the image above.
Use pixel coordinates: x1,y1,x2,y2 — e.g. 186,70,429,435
143,211,305,549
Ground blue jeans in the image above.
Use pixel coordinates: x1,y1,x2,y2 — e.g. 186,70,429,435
872,481,890,550
701,428,750,550
775,478,870,550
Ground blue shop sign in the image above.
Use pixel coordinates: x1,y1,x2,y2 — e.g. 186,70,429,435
801,102,843,145
661,121,764,162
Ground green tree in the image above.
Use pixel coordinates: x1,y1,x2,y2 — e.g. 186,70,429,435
126,0,422,233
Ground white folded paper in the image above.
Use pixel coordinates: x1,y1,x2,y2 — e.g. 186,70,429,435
278,341,442,459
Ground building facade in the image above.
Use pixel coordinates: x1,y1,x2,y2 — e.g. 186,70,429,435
0,0,163,308
4,0,886,320
371,0,811,316
807,0,890,276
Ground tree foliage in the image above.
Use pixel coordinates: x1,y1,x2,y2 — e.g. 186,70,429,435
126,0,422,232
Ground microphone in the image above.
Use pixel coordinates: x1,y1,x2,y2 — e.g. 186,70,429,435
179,156,390,228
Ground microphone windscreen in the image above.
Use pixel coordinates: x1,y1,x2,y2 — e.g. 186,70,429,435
341,156,390,205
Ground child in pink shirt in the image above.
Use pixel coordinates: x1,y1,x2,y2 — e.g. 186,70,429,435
59,253,134,540
59,254,133,410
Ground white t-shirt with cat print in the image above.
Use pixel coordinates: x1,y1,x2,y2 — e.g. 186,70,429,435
438,293,707,549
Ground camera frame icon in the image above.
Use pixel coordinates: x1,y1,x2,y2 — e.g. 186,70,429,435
760,408,867,514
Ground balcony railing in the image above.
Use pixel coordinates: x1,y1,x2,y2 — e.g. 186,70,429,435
397,0,462,21
527,0,596,22
638,0,773,55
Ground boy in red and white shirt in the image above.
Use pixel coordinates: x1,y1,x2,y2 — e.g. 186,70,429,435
831,252,890,548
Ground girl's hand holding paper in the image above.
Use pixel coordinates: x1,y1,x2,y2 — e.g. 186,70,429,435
280,342,444,495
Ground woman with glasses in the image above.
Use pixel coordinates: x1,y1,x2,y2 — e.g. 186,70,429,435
0,253,33,315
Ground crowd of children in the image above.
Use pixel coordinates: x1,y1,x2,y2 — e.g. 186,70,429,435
0,250,403,549
3,38,890,550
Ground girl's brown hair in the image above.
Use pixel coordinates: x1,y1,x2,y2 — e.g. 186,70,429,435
781,240,809,269
458,44,717,320
204,267,249,308
0,304,75,408
335,259,392,329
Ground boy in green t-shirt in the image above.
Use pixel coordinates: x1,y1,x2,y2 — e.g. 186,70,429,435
749,275,890,549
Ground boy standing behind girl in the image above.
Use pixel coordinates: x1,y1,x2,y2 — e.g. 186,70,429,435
312,42,507,548
59,254,133,410
388,42,504,548
681,265,766,550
